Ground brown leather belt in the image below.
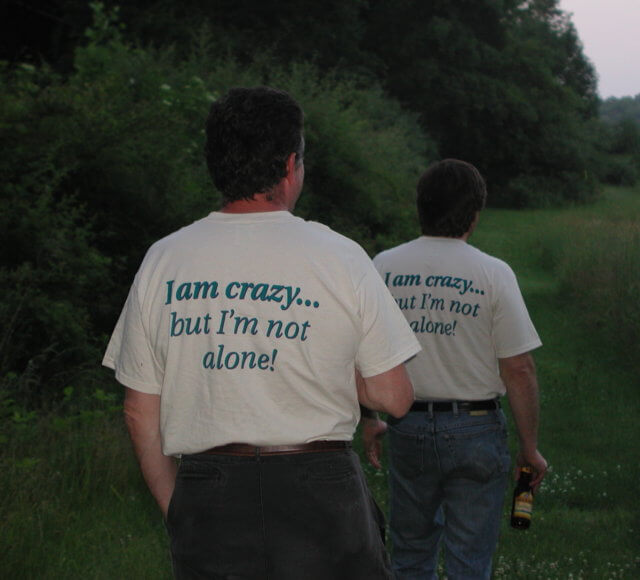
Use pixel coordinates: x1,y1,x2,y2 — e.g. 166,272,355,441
411,399,500,413
200,440,352,456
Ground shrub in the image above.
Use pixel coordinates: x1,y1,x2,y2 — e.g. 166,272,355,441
600,156,639,186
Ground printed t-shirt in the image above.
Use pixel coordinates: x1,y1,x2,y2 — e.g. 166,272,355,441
103,211,420,455
373,236,541,401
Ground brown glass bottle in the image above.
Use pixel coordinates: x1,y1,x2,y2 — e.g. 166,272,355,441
510,466,534,529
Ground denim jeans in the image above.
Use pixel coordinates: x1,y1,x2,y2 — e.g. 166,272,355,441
166,448,392,579
388,407,510,580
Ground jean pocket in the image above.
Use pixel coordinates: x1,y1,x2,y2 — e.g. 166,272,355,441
442,425,510,481
166,460,228,535
389,427,425,478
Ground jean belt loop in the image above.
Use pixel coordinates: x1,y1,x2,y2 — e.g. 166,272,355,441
452,400,459,415
428,401,434,418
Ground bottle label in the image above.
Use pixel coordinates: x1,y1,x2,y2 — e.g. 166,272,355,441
513,492,533,519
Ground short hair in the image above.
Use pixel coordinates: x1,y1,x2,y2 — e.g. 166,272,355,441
204,86,304,202
416,159,487,237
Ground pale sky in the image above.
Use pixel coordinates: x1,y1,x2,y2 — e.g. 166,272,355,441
559,0,640,99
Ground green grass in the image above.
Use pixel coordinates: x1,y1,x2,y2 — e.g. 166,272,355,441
475,187,640,577
2,186,639,578
0,407,173,579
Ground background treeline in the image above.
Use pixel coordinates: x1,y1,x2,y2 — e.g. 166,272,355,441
601,94,640,124
598,95,640,184
1,0,639,407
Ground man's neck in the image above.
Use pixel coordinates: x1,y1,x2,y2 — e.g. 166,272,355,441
423,233,470,242
220,197,290,214
422,212,478,241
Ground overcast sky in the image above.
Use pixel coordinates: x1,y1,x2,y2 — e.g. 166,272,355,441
559,0,640,99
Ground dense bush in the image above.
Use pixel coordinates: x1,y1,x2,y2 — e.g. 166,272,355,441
0,64,112,405
599,156,639,187
0,4,429,405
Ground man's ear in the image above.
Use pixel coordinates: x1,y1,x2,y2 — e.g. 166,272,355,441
284,152,298,184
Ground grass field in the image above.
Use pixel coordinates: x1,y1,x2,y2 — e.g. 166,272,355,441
479,187,640,578
1,187,639,578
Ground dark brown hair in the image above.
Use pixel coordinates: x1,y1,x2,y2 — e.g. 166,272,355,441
204,86,304,202
416,159,487,237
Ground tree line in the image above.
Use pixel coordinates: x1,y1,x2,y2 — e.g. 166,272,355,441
601,94,640,124
1,0,638,406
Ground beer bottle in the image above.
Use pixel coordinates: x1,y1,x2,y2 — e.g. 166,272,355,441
510,466,534,529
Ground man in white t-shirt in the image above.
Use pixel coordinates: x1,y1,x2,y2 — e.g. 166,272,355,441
363,159,548,579
103,86,420,579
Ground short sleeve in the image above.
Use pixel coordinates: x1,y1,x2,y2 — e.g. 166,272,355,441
354,263,421,377
492,267,542,358
102,278,164,394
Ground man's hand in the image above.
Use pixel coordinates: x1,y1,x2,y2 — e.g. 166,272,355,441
361,417,388,470
124,388,178,517
515,449,548,492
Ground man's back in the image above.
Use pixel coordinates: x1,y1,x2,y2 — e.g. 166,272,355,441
374,236,540,401
107,209,417,455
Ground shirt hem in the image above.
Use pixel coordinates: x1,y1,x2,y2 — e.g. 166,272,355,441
495,339,542,359
359,342,422,378
111,367,162,395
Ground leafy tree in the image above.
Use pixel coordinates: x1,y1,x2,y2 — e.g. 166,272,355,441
2,0,92,71
105,0,372,75
1,3,430,405
595,97,640,186
600,94,640,124
362,0,599,206
6,0,607,207
608,119,640,155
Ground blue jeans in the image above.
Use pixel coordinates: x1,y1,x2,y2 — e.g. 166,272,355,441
166,448,392,579
388,407,510,580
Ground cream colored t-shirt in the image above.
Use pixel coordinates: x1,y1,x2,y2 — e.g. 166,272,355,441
374,236,541,401
103,211,420,455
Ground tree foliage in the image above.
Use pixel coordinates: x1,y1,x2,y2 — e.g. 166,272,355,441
596,97,640,185
106,0,602,206
0,3,428,403
600,94,640,124
2,0,632,403
360,0,600,206
5,0,608,207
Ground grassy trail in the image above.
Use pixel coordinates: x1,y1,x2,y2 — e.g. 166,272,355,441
472,196,640,578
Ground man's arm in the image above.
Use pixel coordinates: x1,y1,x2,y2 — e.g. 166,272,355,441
499,352,548,490
357,365,413,469
123,387,178,517
356,364,414,419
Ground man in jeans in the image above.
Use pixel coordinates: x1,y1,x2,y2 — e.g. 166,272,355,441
363,159,548,579
103,86,420,579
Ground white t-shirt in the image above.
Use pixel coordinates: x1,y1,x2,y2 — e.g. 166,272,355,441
373,236,541,401
103,211,420,455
